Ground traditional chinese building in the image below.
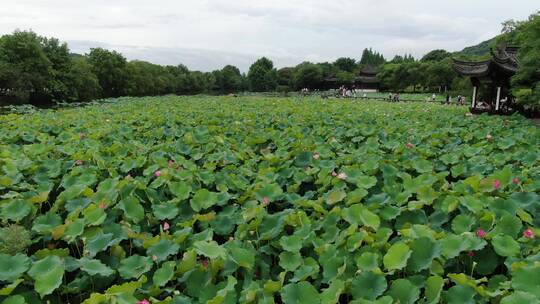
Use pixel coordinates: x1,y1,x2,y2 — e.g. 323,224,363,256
322,66,380,91
354,65,379,92
452,46,519,113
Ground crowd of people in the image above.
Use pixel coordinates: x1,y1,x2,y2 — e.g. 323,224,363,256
298,88,472,106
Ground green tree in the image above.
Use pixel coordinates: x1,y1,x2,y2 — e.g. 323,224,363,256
0,30,53,104
63,57,101,102
510,12,540,110
425,59,457,92
360,48,386,66
334,57,357,72
247,57,278,92
219,65,243,93
336,71,355,85
293,62,323,89
87,48,128,98
421,49,451,62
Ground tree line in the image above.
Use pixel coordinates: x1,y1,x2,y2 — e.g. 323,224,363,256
0,32,391,105
1,10,539,110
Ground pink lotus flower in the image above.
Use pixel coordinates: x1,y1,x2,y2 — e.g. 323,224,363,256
512,177,520,184
151,255,158,261
406,143,414,149
262,196,270,205
162,222,170,231
98,202,106,209
75,160,83,166
467,251,475,257
154,170,162,177
331,171,338,177
313,153,320,160
486,134,493,140
523,228,535,239
337,172,348,180
476,229,487,238
168,160,175,167
138,300,150,304
125,174,133,180
493,180,501,189
201,259,209,268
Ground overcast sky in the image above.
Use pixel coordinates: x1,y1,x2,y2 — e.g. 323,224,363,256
1,1,538,71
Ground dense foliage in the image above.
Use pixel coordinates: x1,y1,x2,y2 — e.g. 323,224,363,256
507,12,540,110
0,96,539,303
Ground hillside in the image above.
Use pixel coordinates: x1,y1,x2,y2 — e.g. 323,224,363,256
456,37,497,58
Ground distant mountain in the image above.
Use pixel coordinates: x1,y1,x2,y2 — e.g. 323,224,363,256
456,37,497,58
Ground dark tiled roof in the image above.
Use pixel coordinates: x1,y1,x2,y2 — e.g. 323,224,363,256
453,46,519,77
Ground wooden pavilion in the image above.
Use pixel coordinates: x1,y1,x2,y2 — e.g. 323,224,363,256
322,66,380,91
452,46,519,114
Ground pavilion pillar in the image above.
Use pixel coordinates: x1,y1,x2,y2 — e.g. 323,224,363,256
471,86,477,108
495,86,501,111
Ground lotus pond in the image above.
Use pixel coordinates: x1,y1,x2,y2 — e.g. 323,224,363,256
0,96,539,304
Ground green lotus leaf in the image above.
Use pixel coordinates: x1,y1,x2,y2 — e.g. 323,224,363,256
147,239,180,262
459,196,486,214
441,234,486,259
64,218,85,242
228,244,255,269
28,255,64,298
383,242,411,271
444,285,476,304
78,257,114,276
346,188,369,204
0,254,30,282
258,211,288,240
193,240,226,259
294,152,313,167
320,279,344,304
32,212,62,235
152,203,179,220
1,200,31,222
507,192,539,209
412,159,433,173
292,257,320,282
0,279,23,296
356,252,380,271
153,261,175,287
492,234,520,257
279,251,302,271
408,237,441,272
355,175,378,189
169,181,192,200
207,275,237,304
254,183,283,202
116,196,145,223
280,235,303,252
1,295,26,304
118,255,152,279
83,204,107,226
351,271,387,300
326,189,346,205
425,275,444,304
190,189,219,212
512,266,540,299
85,232,114,258
281,281,320,304
492,214,522,238
501,291,540,304
387,278,420,304
451,214,475,234
342,204,380,230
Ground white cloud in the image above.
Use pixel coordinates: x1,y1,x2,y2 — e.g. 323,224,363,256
0,0,538,71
